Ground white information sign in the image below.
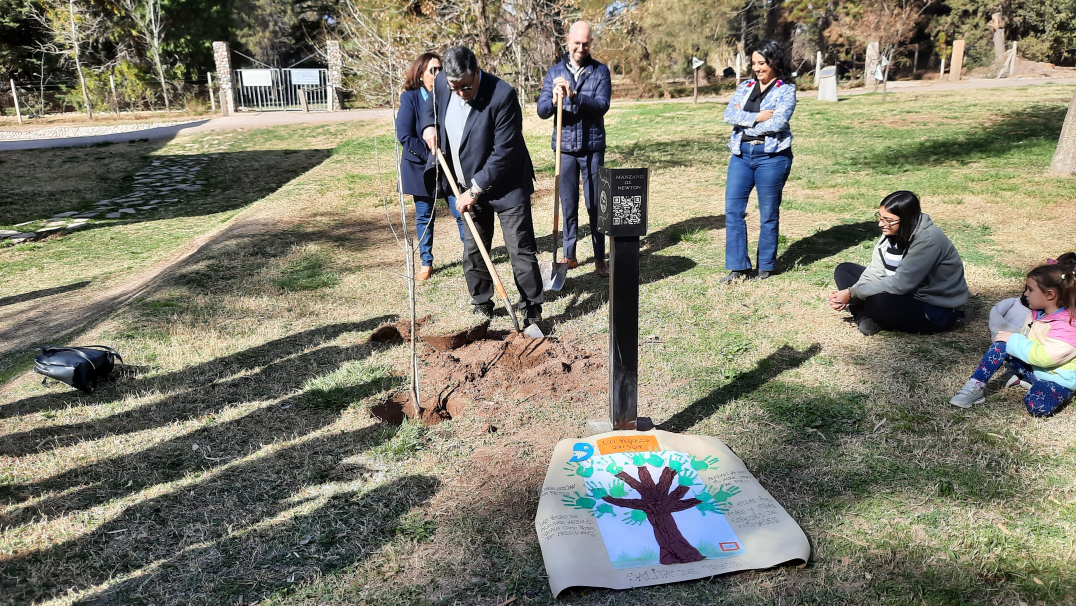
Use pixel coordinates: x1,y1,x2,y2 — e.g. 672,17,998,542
240,69,273,87
290,69,321,85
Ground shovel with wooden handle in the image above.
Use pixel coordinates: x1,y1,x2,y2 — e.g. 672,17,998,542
539,95,569,292
435,149,523,334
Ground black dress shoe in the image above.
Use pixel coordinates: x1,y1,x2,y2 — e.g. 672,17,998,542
473,303,495,319
753,270,772,280
719,270,750,284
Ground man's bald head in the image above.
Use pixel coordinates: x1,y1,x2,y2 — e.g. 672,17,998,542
567,21,593,66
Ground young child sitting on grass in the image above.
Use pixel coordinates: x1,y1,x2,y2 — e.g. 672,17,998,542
951,262,1076,416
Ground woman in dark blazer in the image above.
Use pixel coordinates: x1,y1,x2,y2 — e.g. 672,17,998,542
397,52,463,280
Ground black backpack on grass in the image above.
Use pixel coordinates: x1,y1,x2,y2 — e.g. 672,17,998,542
33,345,123,393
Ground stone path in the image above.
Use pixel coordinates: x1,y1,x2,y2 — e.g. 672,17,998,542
2,153,211,244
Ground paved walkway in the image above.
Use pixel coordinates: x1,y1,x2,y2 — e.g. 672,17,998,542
612,75,1076,106
0,108,392,151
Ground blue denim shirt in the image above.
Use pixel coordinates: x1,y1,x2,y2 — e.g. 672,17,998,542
723,79,796,155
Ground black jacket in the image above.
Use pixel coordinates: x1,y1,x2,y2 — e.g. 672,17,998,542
421,70,535,211
396,88,431,197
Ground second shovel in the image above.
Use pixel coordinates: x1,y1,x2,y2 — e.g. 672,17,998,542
539,95,569,291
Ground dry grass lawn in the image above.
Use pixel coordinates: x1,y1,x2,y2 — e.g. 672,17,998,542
2,84,1076,606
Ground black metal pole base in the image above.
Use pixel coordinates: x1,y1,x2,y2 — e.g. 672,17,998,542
609,235,640,430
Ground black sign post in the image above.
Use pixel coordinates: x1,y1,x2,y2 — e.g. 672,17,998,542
597,167,648,431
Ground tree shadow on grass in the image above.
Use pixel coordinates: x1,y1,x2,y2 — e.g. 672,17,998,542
858,104,1066,170
0,340,405,524
0,280,93,308
659,344,822,433
0,320,396,455
610,136,721,170
775,221,876,273
1,413,440,605
539,217,720,326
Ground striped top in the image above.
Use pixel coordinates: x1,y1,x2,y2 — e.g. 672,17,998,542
882,242,905,275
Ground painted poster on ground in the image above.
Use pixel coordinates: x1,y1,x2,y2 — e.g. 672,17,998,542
535,430,810,596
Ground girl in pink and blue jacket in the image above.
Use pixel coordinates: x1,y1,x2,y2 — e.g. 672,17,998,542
951,263,1076,416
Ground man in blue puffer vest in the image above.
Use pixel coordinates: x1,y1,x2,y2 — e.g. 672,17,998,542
537,21,613,277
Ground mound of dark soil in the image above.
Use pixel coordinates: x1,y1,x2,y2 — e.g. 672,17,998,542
371,331,607,425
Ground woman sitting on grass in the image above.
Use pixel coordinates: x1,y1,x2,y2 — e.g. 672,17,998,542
828,191,968,335
950,263,1076,416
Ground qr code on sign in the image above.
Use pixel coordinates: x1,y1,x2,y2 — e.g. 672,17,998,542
612,195,642,226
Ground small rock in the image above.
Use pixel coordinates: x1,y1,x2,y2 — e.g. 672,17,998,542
105,212,122,218
119,208,136,214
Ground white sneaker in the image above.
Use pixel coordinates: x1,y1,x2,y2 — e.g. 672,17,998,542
949,379,986,408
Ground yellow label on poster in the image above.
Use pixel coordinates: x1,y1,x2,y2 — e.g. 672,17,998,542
596,435,660,455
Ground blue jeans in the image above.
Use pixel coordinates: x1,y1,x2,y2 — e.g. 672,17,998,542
560,150,606,262
724,143,793,272
414,195,463,266
971,341,1074,417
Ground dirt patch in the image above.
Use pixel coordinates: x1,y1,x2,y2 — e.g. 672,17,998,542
421,320,490,351
371,331,607,425
369,390,467,425
369,318,427,342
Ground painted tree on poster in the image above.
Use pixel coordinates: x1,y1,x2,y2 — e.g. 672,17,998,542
563,452,741,565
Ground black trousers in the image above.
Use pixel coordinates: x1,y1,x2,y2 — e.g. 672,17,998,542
834,263,948,334
464,198,543,312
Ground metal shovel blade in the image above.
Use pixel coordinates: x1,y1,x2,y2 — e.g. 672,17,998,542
523,323,545,339
540,259,568,292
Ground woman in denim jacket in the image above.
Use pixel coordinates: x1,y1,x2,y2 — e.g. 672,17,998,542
721,39,797,283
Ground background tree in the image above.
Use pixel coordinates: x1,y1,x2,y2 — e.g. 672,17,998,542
120,0,171,110
835,0,933,99
1050,88,1076,174
31,0,104,118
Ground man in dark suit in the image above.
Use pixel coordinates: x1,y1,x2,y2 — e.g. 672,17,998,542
421,46,543,325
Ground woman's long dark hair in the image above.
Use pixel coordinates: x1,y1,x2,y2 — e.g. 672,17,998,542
752,39,790,80
404,52,440,92
880,190,921,249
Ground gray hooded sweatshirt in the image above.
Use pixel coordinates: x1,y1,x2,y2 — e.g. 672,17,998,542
849,213,969,309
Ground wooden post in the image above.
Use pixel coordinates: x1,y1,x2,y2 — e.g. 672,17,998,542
940,56,946,80
815,51,822,84
913,46,919,74
692,67,698,105
10,80,22,125
208,72,216,112
299,87,309,113
949,40,965,82
219,90,229,116
109,74,119,117
1011,41,1018,74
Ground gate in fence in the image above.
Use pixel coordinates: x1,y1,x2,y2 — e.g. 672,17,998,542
232,68,330,111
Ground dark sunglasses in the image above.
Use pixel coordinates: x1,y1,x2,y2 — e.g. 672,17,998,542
427,65,441,75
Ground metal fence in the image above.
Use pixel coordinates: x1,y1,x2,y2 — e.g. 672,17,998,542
233,68,330,112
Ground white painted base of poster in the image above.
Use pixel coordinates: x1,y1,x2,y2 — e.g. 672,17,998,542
535,430,810,596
